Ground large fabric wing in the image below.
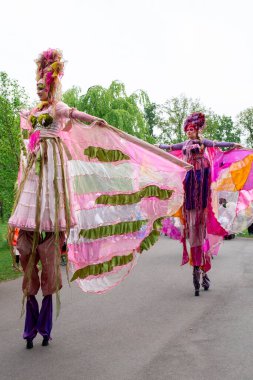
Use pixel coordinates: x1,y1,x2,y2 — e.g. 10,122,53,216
59,120,190,293
210,148,253,234
162,147,253,262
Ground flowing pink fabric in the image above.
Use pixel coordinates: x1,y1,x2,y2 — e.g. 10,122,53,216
58,117,189,291
12,102,190,294
162,146,253,270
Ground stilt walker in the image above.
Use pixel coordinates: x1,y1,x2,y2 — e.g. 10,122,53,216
9,48,190,348
8,49,109,348
159,112,242,296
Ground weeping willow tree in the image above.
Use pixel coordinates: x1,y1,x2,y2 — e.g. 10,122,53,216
63,81,156,143
62,86,81,108
0,72,28,220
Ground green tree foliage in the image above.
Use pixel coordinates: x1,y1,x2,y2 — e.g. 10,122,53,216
62,86,81,108
157,94,206,143
236,108,253,147
204,114,241,144
63,81,155,143
0,72,28,220
157,94,240,145
144,102,159,139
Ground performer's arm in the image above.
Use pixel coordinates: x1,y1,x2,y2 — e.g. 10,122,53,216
20,110,30,118
203,139,241,148
20,110,32,130
159,142,184,151
56,101,107,124
70,108,99,123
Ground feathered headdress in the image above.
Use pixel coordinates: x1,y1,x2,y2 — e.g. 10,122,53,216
35,48,64,102
183,112,205,132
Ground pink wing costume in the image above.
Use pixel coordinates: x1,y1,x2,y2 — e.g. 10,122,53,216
10,101,190,296
10,49,192,346
159,112,253,295
160,140,253,290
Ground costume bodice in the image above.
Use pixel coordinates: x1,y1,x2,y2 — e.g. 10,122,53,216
31,106,60,138
183,140,210,169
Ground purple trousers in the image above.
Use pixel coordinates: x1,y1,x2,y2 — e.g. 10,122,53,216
23,295,52,341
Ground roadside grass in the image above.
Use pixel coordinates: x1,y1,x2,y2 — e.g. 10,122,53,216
237,230,253,238
0,222,23,282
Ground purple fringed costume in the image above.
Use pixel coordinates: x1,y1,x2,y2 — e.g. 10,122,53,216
160,138,235,268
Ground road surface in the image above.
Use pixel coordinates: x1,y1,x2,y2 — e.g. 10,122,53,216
1,237,253,380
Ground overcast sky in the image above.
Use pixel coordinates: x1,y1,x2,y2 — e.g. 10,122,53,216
1,0,253,118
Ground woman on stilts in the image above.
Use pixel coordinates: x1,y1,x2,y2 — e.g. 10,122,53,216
9,48,189,349
159,112,241,296
8,49,107,349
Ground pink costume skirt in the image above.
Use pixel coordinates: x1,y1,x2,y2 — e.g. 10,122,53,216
9,138,77,232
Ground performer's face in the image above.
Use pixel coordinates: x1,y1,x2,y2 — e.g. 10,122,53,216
37,81,49,101
186,126,197,139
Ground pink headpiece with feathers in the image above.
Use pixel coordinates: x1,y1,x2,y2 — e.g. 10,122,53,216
35,48,64,99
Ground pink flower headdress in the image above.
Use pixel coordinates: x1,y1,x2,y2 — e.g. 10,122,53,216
35,48,65,103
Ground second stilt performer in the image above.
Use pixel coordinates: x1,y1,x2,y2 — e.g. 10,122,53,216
159,112,241,296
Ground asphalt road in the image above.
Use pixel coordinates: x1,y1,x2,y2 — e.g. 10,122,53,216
1,237,253,380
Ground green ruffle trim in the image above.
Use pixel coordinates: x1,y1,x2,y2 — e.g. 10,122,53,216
138,217,165,252
29,115,37,128
96,186,173,205
79,219,147,240
35,152,42,176
140,230,160,253
70,253,134,281
72,219,164,281
153,217,165,230
84,146,130,162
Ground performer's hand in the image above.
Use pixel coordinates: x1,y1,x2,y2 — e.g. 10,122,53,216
234,143,243,149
